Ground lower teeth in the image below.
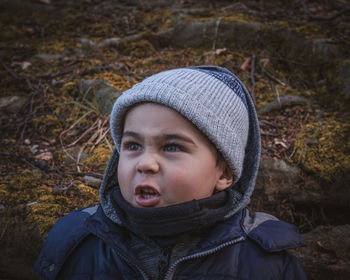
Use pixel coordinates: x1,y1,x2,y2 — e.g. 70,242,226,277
142,193,155,199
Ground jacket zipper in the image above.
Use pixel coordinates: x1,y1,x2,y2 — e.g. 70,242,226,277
163,236,245,280
115,248,150,280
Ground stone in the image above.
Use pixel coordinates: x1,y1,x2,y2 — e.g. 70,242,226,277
0,215,42,280
0,96,27,114
293,225,350,280
255,157,303,202
62,146,89,166
126,0,180,9
339,62,350,98
79,79,122,115
169,19,261,48
324,178,350,209
83,175,102,188
33,53,62,62
312,38,340,61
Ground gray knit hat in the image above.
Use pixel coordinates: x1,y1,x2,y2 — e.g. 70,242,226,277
111,66,258,183
102,66,261,219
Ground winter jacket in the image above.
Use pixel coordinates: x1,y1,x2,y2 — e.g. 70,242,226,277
34,205,307,280
35,66,307,279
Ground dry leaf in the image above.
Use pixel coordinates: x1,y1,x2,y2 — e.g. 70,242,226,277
240,57,251,71
34,152,53,161
215,48,227,55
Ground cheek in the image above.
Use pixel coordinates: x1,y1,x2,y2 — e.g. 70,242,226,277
117,160,131,193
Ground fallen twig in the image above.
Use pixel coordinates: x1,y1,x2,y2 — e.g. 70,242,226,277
262,70,286,86
250,54,256,105
1,61,49,139
20,157,51,178
300,0,350,21
78,28,175,51
240,57,251,71
212,17,222,51
1,60,23,80
67,118,100,147
60,114,110,172
258,95,312,114
257,55,327,67
259,119,280,129
260,131,279,137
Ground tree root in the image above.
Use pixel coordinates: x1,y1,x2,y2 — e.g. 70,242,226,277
300,0,350,21
258,95,312,114
78,28,175,51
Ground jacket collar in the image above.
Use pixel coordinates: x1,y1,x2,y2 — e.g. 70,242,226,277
86,206,305,255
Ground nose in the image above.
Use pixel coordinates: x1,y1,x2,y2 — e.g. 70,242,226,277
136,151,160,174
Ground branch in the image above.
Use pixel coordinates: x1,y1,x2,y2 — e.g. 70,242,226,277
78,28,175,51
258,95,312,114
300,0,350,21
250,54,256,105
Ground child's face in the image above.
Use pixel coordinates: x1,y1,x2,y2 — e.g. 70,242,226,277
118,103,231,208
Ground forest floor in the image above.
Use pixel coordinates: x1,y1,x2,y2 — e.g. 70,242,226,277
0,0,349,279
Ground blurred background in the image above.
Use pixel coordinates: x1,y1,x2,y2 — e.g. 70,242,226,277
0,0,349,279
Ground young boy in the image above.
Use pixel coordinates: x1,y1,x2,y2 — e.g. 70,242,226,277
35,66,307,279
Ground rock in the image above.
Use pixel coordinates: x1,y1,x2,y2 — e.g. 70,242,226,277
291,177,322,205
30,144,39,154
312,38,340,61
293,225,350,280
33,53,62,62
0,96,27,114
255,157,303,201
83,175,102,188
34,151,53,162
324,178,350,209
125,0,180,9
0,0,62,18
339,62,350,98
21,61,32,70
169,19,261,48
62,146,89,166
0,214,42,280
255,157,324,205
79,79,122,115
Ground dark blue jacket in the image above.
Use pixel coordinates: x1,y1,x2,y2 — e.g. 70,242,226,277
34,205,307,280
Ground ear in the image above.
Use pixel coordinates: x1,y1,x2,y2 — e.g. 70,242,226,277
215,164,234,192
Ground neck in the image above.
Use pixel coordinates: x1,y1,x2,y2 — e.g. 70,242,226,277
111,187,235,238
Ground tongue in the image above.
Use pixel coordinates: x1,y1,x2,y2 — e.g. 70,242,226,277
136,192,160,207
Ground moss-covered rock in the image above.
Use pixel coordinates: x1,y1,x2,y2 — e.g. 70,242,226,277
292,116,350,181
0,169,99,235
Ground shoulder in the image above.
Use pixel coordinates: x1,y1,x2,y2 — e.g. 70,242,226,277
236,210,307,279
34,205,99,279
241,209,306,251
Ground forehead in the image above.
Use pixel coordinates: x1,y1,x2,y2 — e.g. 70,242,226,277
124,102,195,132
122,102,215,146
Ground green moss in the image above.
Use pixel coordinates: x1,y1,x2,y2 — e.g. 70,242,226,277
292,116,350,181
121,39,156,58
81,142,112,171
91,72,134,92
135,8,174,31
32,114,62,136
0,169,99,235
293,23,324,39
222,13,260,24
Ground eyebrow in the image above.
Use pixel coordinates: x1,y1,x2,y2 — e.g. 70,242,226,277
122,130,196,145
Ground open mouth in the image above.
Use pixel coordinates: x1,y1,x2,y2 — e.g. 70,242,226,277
135,186,160,207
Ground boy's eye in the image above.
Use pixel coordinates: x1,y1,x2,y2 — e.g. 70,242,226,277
123,142,142,151
163,144,181,152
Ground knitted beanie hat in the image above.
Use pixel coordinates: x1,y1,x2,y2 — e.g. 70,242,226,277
110,66,260,189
